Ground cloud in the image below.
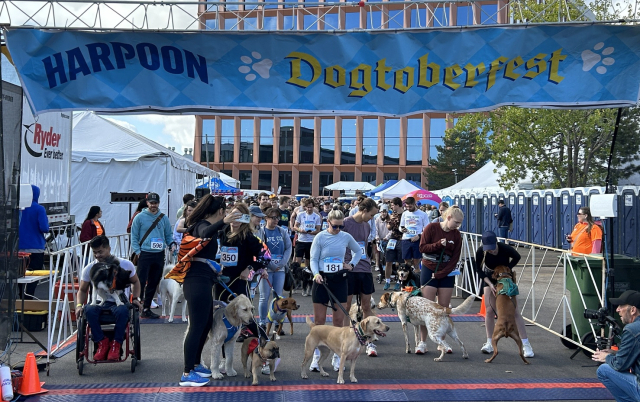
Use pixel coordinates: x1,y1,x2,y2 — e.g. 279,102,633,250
134,114,195,152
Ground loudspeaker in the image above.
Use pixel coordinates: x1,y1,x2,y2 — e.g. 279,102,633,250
195,188,209,199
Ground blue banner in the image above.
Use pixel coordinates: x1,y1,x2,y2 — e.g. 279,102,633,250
6,25,640,116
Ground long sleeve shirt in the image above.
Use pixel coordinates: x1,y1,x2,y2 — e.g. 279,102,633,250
418,222,462,279
309,230,362,277
474,243,521,284
605,316,640,385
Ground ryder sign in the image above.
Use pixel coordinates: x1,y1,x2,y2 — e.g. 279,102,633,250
6,25,640,116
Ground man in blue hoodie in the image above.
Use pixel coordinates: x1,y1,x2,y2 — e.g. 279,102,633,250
130,192,175,319
18,185,50,299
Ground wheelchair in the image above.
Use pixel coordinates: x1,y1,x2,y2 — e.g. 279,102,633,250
75,298,141,375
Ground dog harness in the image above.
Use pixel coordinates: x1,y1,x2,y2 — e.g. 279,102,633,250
497,277,519,297
222,314,241,343
267,298,287,324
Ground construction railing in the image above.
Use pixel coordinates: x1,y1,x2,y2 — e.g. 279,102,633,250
454,232,607,354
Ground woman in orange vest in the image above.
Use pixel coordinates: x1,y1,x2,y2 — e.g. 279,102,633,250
566,207,602,255
80,206,105,242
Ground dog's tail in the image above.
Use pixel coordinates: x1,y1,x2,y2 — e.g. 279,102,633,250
305,316,316,328
449,295,476,315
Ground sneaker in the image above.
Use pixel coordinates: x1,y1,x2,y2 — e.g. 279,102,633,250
180,370,210,387
261,363,270,375
194,364,212,378
151,300,159,309
331,354,340,372
309,353,320,372
523,343,534,358
393,282,401,291
107,340,122,361
93,338,110,361
219,359,226,374
366,343,377,357
141,309,160,319
481,342,494,354
383,282,390,291
415,341,427,355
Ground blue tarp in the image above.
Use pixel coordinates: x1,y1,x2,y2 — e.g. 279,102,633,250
197,178,241,194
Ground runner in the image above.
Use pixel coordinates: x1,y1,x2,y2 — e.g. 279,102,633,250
400,196,430,270
293,199,322,266
384,197,404,290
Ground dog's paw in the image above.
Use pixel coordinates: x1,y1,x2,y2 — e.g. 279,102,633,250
251,380,259,386
244,372,251,378
462,352,469,359
182,317,188,323
270,375,276,382
167,317,174,323
226,368,238,377
321,371,330,377
275,334,281,340
350,376,358,383
212,372,225,380
337,377,345,384
484,358,493,363
433,357,443,362
301,373,308,379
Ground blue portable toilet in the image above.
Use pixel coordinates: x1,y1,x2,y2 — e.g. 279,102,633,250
560,189,574,249
458,194,469,232
468,194,478,234
442,195,453,206
482,194,492,235
543,191,558,248
619,187,638,258
507,192,518,241
516,191,531,242
531,191,543,245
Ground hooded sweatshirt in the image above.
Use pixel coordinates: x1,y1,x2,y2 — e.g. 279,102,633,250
19,185,50,251
130,207,173,254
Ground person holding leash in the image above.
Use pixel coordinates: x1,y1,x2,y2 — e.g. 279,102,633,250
308,209,362,373
475,230,534,358
415,206,464,354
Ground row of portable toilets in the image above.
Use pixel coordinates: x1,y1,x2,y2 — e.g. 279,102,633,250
440,186,640,259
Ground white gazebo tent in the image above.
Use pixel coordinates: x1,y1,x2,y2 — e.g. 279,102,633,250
324,181,376,192
71,111,218,234
374,179,423,199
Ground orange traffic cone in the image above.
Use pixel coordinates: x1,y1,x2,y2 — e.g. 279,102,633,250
479,295,486,317
18,352,47,396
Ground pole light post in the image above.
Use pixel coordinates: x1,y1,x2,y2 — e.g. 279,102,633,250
452,168,458,183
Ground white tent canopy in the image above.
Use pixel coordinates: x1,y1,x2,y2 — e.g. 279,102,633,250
219,171,239,188
325,181,376,191
71,112,218,235
434,161,536,195
374,179,422,199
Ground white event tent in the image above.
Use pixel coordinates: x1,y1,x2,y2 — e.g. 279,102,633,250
374,179,422,199
71,112,218,235
325,181,376,191
434,161,537,196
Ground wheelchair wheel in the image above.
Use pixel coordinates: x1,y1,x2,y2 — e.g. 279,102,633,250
131,357,137,373
76,316,86,370
78,359,84,375
132,309,141,361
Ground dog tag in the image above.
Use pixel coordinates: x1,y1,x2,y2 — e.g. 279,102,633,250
220,246,238,267
304,221,316,231
150,237,164,250
323,257,343,273
387,239,397,250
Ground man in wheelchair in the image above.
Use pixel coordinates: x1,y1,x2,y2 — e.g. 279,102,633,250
76,235,143,361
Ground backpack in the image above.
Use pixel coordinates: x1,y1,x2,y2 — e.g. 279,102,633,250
164,234,211,283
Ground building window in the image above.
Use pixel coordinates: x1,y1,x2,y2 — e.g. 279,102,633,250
406,173,422,186
221,170,233,177
220,119,234,163
259,118,274,164
278,171,292,195
341,118,356,165
258,171,272,191
340,172,355,181
279,119,294,164
239,119,254,163
407,118,423,166
429,118,446,161
300,119,314,164
201,119,215,163
384,119,400,165
384,172,398,181
299,171,312,194
239,170,252,188
319,172,333,194
362,172,376,184
363,119,378,165
320,119,335,164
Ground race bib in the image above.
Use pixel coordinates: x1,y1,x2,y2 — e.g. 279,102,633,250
322,221,328,230
323,257,343,273
387,239,397,250
150,237,164,250
354,241,366,260
304,221,316,231
271,254,283,266
406,226,418,235
220,246,238,267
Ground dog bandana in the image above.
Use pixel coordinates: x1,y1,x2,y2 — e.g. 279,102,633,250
497,278,519,297
222,314,240,343
246,338,259,355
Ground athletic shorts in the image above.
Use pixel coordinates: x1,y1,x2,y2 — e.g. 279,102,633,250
385,246,402,263
295,241,312,260
347,271,375,296
312,271,348,305
402,239,421,260
420,268,455,289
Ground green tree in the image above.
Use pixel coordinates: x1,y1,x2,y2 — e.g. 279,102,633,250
423,122,491,190
448,107,640,190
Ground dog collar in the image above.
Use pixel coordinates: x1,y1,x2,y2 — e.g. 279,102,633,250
273,298,285,314
353,323,368,346
110,274,117,292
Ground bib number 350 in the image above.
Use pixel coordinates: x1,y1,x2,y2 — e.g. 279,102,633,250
220,246,238,267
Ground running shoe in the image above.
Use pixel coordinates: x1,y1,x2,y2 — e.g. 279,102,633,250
481,342,494,354
194,364,212,378
180,370,210,387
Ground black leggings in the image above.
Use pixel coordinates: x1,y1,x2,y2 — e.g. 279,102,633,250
137,251,165,309
183,276,214,373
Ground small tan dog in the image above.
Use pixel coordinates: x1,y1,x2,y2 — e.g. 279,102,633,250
264,296,300,339
301,315,389,384
484,265,530,365
241,336,280,385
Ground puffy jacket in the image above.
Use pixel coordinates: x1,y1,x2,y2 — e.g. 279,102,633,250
19,185,49,250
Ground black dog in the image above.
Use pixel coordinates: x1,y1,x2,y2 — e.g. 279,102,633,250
397,263,420,289
290,262,313,297
89,256,131,306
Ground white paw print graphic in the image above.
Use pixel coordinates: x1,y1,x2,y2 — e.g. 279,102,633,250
238,52,273,81
581,42,615,75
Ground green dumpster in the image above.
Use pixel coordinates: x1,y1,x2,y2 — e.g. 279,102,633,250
565,254,640,342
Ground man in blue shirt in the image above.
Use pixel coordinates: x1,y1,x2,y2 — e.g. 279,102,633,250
592,290,640,402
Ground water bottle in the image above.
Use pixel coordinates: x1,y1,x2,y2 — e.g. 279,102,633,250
0,365,13,401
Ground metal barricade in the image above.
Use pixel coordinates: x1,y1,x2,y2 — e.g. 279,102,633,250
455,232,606,353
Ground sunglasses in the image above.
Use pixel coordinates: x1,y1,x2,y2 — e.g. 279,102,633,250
330,224,345,230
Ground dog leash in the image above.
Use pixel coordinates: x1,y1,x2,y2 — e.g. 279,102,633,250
321,282,357,327
420,248,445,289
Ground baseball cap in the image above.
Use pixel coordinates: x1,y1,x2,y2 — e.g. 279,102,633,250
482,231,497,251
146,192,160,203
324,200,331,205
609,290,640,308
380,204,389,211
249,206,265,218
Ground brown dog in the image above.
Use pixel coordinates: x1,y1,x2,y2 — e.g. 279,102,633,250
301,315,389,384
265,297,300,339
484,265,529,365
241,336,280,385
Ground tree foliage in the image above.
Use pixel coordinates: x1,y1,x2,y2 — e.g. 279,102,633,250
448,107,640,190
